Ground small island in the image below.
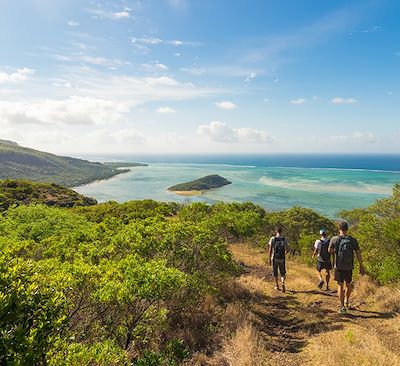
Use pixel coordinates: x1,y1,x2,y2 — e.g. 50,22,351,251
168,174,232,195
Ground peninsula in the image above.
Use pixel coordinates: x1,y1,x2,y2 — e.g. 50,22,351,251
0,139,145,187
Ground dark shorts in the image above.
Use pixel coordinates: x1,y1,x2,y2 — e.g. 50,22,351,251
317,261,332,271
273,259,286,277
334,269,353,284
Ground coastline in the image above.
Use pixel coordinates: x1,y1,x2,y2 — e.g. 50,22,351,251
169,190,203,196
71,167,133,189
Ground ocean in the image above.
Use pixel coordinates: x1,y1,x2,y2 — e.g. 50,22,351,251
75,154,400,218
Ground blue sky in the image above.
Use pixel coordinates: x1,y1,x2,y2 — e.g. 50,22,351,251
0,0,399,154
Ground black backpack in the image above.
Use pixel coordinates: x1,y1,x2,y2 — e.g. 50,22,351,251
336,236,354,269
274,237,286,260
319,238,331,262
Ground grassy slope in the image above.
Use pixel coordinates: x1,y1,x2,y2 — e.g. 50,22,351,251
168,174,232,191
190,244,400,366
0,179,97,210
0,140,130,187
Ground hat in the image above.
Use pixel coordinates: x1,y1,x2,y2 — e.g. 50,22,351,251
319,228,327,235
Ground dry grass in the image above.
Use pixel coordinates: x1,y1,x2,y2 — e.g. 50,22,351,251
187,244,400,366
352,276,400,312
306,324,400,366
218,323,271,366
236,274,268,297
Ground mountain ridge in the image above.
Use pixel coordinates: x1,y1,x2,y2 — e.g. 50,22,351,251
0,139,131,187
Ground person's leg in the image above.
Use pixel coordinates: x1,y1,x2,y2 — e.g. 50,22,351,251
273,261,280,290
280,261,286,292
345,279,354,307
335,269,346,313
274,276,280,289
325,269,331,290
338,282,345,307
316,263,324,288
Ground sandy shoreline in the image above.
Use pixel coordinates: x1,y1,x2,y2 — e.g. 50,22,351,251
169,190,203,196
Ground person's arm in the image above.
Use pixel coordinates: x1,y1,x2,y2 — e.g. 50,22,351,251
356,249,366,275
312,240,319,258
268,238,273,265
328,239,335,254
284,238,291,255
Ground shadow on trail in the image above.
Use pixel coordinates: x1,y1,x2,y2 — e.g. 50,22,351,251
289,289,336,298
241,267,347,354
343,309,395,320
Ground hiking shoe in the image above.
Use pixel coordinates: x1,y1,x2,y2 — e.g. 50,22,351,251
282,284,286,293
339,307,347,314
317,280,324,289
274,286,280,291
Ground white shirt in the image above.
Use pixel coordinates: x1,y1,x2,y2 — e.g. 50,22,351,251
314,237,328,251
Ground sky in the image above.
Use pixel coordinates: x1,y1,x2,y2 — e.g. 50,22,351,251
0,0,399,155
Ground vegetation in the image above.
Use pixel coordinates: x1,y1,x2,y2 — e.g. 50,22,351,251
339,184,400,284
0,179,97,211
168,174,231,192
0,139,133,186
0,180,399,364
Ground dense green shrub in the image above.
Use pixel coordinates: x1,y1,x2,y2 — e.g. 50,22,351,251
340,185,400,283
1,185,399,364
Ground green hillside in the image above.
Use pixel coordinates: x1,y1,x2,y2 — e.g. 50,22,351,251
0,179,97,210
0,139,130,187
0,183,399,365
168,174,232,191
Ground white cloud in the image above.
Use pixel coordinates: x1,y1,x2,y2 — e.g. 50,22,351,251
141,62,168,72
197,121,273,143
0,96,132,126
156,106,176,114
352,131,375,143
0,68,35,84
145,76,180,86
165,132,184,144
331,97,358,105
244,72,257,82
329,135,349,142
312,95,323,100
54,54,130,68
86,7,131,20
182,66,262,79
67,20,79,27
113,11,130,19
110,128,146,144
132,37,201,47
215,101,238,110
290,98,307,104
329,131,375,143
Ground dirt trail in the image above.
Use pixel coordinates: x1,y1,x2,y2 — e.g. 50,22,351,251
229,243,400,366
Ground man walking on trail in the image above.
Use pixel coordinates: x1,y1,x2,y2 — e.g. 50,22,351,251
313,229,332,291
268,227,290,292
329,221,366,314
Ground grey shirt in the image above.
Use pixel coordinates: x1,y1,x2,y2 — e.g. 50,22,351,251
329,235,359,270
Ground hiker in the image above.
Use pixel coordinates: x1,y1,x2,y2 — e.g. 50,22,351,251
268,227,290,292
328,221,366,314
312,229,332,291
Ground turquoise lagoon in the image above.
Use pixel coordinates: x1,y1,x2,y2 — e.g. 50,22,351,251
75,160,400,218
